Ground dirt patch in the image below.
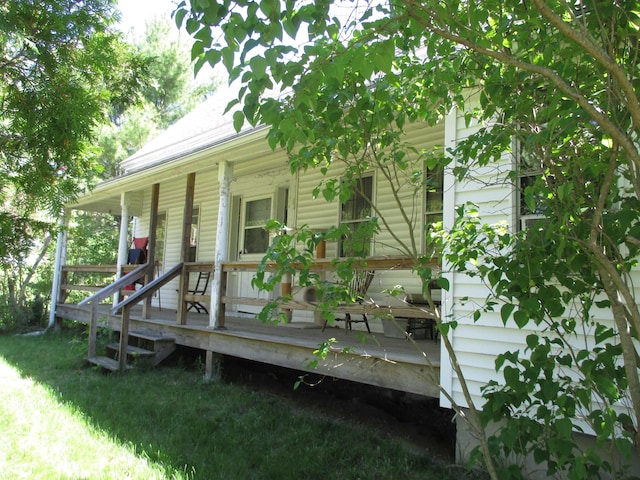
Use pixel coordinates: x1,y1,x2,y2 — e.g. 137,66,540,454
218,356,457,463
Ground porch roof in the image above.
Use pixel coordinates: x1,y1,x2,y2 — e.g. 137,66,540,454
118,86,256,175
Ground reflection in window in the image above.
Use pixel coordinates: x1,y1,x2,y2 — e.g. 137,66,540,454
244,198,271,254
425,167,444,230
517,140,546,231
340,176,373,257
156,212,167,264
189,207,200,262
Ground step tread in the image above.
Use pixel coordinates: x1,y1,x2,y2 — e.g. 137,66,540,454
128,330,175,342
87,356,126,371
105,343,155,357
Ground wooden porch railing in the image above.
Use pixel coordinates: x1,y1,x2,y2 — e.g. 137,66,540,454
75,263,213,371
61,257,437,338
216,256,440,329
109,263,184,372
77,263,151,360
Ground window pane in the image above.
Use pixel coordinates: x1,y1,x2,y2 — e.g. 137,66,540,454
425,167,443,215
340,222,373,257
244,228,269,254
425,167,444,235
245,199,271,226
243,198,271,254
341,177,372,222
339,176,374,257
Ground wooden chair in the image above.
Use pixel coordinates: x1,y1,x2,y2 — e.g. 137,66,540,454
128,237,149,264
323,269,375,333
404,287,440,342
123,237,149,293
184,271,211,314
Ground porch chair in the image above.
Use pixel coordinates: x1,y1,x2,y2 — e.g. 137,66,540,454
184,271,211,314
128,237,148,265
124,237,149,292
404,284,440,342
323,269,375,333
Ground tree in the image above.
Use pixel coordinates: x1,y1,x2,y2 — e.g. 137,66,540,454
177,0,640,478
95,18,218,178
0,0,148,327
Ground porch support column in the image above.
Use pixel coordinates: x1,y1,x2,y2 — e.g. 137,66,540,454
143,183,160,318
47,210,68,331
204,350,222,383
177,174,196,324
211,161,233,329
114,193,130,307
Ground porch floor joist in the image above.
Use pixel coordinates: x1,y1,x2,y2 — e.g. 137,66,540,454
55,303,441,398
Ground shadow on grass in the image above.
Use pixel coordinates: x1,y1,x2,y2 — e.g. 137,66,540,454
0,329,479,480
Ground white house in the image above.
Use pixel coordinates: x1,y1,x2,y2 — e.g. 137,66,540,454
51,86,629,468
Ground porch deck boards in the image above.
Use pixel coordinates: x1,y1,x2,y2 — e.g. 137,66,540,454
56,303,441,398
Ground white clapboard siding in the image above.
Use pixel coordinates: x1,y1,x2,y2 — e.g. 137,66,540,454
440,99,640,415
134,170,219,310
439,99,518,409
375,122,446,259
225,158,293,315
294,121,446,331
193,170,219,263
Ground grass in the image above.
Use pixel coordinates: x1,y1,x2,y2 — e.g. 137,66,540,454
0,328,476,480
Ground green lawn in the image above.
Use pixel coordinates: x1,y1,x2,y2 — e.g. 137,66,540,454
0,329,475,480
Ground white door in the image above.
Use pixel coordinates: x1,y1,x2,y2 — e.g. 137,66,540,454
230,195,274,315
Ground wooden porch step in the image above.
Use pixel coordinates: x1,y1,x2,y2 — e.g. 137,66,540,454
105,343,155,358
114,331,176,367
129,330,175,343
86,356,129,372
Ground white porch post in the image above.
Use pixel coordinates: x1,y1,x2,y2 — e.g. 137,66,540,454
114,193,130,307
211,161,233,329
48,210,69,330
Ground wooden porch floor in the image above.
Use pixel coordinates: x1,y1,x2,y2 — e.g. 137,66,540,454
56,303,442,398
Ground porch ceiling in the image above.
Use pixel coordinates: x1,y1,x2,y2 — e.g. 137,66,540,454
71,189,144,216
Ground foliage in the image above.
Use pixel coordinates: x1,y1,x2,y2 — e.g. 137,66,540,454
0,0,149,323
0,8,216,330
0,0,146,216
176,0,640,478
94,18,218,178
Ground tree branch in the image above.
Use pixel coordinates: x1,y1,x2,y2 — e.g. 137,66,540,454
400,0,640,173
531,0,640,133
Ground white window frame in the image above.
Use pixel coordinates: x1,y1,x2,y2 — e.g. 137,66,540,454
424,164,444,251
241,195,273,257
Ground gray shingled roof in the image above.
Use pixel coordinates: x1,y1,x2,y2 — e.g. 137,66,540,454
118,85,259,175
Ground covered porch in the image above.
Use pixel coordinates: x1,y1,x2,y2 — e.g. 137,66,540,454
54,257,442,399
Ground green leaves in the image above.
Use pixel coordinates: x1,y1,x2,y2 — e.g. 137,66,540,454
501,303,515,325
175,0,640,474
372,39,395,73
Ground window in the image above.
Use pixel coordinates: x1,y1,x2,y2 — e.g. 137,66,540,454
340,175,373,257
516,139,546,232
243,198,271,254
155,212,167,265
425,166,444,230
189,207,200,262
